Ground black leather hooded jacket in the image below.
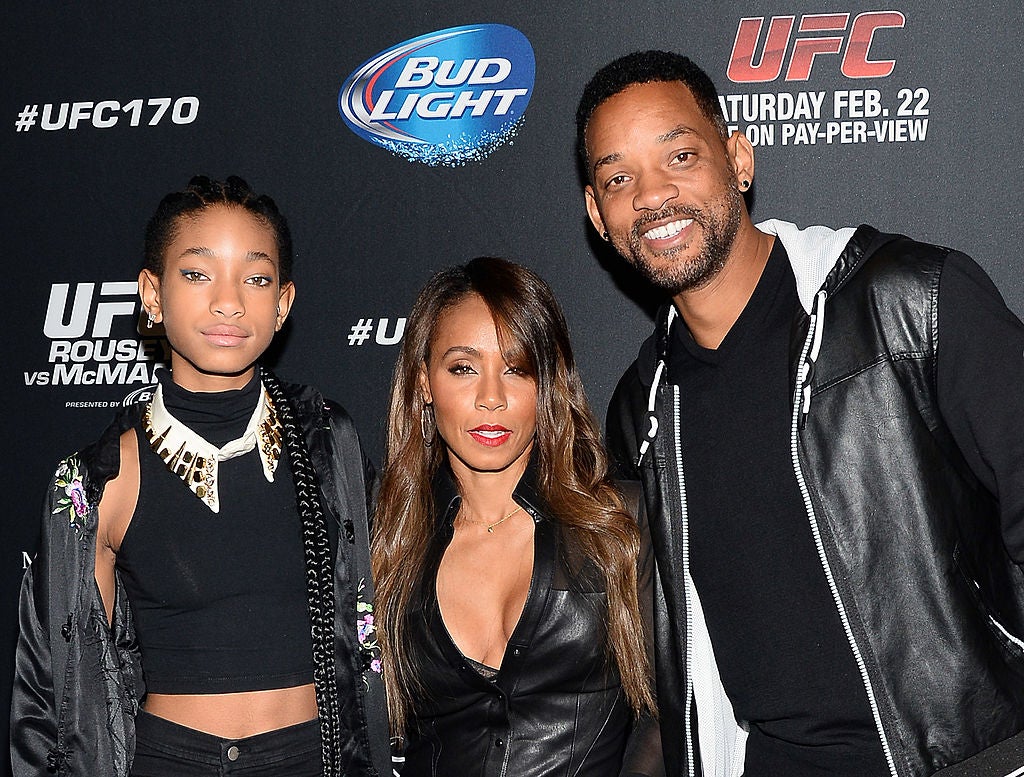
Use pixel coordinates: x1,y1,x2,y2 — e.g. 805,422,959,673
10,377,391,777
606,222,1024,777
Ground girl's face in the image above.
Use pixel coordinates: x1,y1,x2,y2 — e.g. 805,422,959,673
139,205,294,392
419,294,537,479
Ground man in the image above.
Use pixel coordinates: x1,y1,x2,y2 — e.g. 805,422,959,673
578,50,1024,777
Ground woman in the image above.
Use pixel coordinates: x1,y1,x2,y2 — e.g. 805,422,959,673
372,257,663,776
11,176,389,777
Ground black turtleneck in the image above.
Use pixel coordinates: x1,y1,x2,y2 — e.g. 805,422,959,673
157,368,261,447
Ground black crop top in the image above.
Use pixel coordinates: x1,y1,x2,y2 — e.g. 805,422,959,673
115,375,314,694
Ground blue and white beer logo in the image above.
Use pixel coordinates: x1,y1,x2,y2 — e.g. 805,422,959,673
339,24,535,166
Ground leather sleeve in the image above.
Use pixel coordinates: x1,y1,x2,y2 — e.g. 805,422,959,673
606,366,645,482
935,251,1024,561
618,482,667,777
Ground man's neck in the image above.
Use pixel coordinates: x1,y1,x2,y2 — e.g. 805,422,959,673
672,225,775,349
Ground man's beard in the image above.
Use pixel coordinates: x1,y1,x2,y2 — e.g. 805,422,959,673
615,180,744,295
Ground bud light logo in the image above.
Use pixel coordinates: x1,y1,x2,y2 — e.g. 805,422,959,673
339,24,535,166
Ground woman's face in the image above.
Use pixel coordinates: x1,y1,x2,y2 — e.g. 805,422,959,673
420,294,537,478
139,205,294,392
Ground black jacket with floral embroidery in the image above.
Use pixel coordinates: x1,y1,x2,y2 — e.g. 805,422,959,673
10,378,391,777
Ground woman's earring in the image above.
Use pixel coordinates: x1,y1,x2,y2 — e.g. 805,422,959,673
146,310,155,329
420,403,436,446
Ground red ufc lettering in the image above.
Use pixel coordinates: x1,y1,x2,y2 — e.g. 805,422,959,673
727,11,906,83
727,16,795,83
786,14,849,81
842,11,905,78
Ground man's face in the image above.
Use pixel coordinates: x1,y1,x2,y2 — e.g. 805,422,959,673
584,80,748,295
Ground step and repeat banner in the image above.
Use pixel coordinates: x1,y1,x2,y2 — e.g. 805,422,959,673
3,2,1021,769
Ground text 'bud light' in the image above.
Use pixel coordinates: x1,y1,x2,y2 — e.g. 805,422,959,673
339,24,535,166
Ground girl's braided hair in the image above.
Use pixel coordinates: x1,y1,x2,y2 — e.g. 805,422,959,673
262,370,341,775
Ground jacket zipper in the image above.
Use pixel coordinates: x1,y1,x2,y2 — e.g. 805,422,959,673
671,385,697,777
791,293,898,777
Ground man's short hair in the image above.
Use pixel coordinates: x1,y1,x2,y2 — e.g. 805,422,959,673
575,50,727,177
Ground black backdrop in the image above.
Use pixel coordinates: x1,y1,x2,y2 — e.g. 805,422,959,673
4,3,1021,771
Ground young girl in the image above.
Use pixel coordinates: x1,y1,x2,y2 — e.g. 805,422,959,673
11,176,389,777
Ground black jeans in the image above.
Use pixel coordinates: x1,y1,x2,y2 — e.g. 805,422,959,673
130,711,323,776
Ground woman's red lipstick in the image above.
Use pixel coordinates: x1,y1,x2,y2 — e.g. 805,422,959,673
469,425,512,447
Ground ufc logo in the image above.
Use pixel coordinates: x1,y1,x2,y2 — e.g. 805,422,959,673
727,11,905,83
43,282,139,339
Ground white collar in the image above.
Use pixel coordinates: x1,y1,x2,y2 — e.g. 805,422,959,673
143,380,282,513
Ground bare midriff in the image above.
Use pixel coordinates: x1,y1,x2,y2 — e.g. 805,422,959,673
144,683,318,738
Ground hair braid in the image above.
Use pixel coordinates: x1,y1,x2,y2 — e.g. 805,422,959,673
263,371,341,776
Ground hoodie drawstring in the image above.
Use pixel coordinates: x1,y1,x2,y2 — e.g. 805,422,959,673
800,290,828,417
637,359,666,466
635,292,833,465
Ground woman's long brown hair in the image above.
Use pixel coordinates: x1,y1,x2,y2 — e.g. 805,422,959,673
372,257,654,738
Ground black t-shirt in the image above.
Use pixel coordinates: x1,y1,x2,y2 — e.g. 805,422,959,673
668,241,889,776
666,237,1024,775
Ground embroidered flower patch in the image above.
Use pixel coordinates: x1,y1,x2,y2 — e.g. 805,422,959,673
53,457,90,535
356,578,381,676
